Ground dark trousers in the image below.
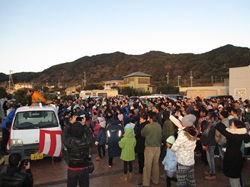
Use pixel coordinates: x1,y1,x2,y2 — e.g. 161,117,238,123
137,152,144,174
123,161,133,174
97,144,105,157
67,168,89,187
166,176,177,187
1,128,9,153
109,157,113,166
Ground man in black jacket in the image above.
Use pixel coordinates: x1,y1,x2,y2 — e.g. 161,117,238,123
0,153,33,187
63,115,93,187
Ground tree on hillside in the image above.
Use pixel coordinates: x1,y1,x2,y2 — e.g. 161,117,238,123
83,84,104,90
0,87,7,98
13,89,29,106
120,87,136,96
156,84,179,94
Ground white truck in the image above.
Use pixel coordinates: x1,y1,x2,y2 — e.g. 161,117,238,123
9,106,63,160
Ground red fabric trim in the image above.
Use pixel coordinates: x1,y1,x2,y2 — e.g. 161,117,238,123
68,166,88,171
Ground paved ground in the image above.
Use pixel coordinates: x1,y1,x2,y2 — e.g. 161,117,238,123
1,146,250,187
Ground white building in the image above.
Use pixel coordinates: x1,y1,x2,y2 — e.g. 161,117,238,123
229,65,250,100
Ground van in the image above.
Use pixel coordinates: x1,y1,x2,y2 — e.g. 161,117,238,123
8,106,63,160
80,89,118,98
206,95,234,102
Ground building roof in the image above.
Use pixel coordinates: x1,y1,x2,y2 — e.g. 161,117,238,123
109,75,124,80
123,72,151,78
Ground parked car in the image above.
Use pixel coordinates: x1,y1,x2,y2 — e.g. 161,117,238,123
8,106,63,160
206,95,234,102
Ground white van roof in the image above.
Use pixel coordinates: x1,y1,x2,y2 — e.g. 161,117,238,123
16,106,57,113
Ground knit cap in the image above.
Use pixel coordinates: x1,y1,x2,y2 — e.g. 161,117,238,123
166,135,175,145
182,114,196,127
99,121,106,128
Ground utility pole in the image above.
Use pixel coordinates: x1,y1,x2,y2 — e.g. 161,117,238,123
166,72,169,84
82,71,87,88
177,75,181,87
190,71,193,87
8,70,14,90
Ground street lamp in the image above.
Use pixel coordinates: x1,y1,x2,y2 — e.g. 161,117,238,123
177,75,181,87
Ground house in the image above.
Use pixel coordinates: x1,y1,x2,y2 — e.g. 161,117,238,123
123,72,153,93
103,75,124,90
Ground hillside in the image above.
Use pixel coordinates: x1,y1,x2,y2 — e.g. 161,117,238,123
1,44,250,87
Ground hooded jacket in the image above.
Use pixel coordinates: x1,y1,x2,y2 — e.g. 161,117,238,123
171,126,197,166
119,128,136,161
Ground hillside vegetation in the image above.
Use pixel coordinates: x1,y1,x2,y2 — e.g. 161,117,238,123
1,44,250,87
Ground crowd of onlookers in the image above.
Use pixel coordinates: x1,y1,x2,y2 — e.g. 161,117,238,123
50,94,250,186
1,93,250,187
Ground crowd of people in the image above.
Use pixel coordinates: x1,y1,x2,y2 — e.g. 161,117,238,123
1,91,250,187
51,94,250,187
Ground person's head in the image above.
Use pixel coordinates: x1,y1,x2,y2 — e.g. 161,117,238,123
200,108,208,117
9,153,22,167
166,135,175,148
233,100,240,107
220,110,229,119
148,112,158,122
71,122,84,138
99,121,106,128
26,89,33,96
152,106,159,113
218,104,224,112
231,119,245,129
139,114,148,123
231,108,238,116
243,99,249,107
182,114,196,127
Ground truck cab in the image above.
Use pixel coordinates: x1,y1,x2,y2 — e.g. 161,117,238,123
8,106,63,160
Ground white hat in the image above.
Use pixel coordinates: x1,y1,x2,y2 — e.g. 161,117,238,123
73,104,80,110
67,106,71,110
218,104,223,108
166,135,175,144
99,121,106,128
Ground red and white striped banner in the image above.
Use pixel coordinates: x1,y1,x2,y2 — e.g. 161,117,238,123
39,130,62,157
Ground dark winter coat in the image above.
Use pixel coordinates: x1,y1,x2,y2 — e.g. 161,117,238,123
215,122,250,178
0,166,33,187
107,118,124,157
63,123,92,168
135,121,149,153
96,127,106,145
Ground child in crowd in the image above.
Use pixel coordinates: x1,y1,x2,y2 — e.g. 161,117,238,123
162,135,177,187
118,128,136,182
95,119,106,161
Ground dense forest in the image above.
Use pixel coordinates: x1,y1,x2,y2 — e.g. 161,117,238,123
1,44,250,87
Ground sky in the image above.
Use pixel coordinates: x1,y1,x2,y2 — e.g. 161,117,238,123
1,0,250,74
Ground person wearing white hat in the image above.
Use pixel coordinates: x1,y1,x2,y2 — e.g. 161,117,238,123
162,135,177,187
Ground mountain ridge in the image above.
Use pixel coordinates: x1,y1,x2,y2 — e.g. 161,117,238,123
1,44,250,87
